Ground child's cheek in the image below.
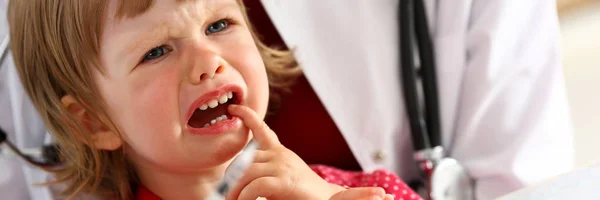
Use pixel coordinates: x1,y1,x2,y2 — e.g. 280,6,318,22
236,45,269,117
120,66,183,143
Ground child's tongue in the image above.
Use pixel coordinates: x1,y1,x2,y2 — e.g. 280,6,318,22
188,103,229,128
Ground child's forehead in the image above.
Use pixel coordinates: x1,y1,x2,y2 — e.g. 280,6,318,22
103,0,240,40
102,0,240,41
99,0,240,67
109,0,194,20
106,0,238,22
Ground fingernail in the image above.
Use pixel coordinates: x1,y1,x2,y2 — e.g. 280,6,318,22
228,104,239,110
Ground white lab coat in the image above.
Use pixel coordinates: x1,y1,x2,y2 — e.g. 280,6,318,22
261,0,574,199
0,0,54,199
0,0,574,199
0,52,55,200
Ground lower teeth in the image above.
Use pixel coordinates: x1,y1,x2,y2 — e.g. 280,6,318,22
203,115,229,128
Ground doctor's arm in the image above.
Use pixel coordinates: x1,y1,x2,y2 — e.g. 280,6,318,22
451,0,574,199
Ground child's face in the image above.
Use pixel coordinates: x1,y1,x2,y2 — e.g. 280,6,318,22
94,0,268,172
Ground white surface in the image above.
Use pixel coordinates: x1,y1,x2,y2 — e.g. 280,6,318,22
501,5,600,198
499,164,600,199
560,2,600,168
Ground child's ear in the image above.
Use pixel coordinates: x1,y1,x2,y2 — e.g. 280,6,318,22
61,95,123,151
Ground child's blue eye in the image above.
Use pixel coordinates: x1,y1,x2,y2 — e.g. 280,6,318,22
142,45,170,62
206,19,229,34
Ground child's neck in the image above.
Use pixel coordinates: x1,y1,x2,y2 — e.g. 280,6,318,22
134,160,231,200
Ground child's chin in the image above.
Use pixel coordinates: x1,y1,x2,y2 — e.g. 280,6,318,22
201,135,250,166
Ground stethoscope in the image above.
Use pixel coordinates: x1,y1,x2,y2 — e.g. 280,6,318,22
0,35,62,168
399,0,474,199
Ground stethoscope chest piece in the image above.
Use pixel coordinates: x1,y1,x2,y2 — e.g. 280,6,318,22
430,158,474,200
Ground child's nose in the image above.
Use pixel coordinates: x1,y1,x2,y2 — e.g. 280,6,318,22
187,48,225,85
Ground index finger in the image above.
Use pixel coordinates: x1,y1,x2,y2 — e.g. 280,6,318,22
228,104,280,149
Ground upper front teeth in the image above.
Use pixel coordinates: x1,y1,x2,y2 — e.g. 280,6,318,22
208,99,219,108
199,92,234,111
219,95,228,104
200,104,208,110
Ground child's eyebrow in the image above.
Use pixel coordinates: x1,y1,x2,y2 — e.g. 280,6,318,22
121,27,169,60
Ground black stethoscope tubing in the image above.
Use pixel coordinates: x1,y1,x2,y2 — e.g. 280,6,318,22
0,36,60,168
399,0,442,152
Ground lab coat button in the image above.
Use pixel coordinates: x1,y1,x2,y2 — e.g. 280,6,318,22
373,150,386,163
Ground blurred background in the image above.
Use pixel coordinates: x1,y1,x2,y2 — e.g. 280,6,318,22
557,0,600,168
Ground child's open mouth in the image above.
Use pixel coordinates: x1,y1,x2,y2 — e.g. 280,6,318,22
187,91,242,129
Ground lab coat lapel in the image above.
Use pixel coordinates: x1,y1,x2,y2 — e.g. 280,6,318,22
433,1,471,150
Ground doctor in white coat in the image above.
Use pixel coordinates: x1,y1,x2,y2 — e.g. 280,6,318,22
0,0,574,199
260,0,573,199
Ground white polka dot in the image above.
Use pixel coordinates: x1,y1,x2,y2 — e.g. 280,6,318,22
375,177,380,181
402,190,407,194
410,194,415,199
393,185,399,190
385,176,390,181
399,198,404,200
395,179,401,184
383,183,389,188
373,183,379,187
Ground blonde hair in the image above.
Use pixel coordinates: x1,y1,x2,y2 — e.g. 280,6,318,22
7,0,300,199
